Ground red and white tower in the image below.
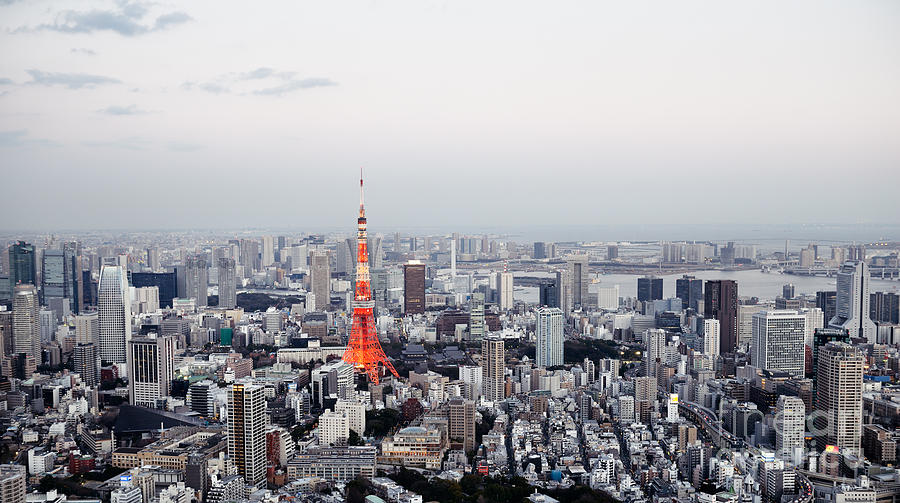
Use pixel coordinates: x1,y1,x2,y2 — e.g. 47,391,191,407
342,171,399,384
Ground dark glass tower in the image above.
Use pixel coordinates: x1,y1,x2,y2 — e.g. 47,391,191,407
704,279,738,354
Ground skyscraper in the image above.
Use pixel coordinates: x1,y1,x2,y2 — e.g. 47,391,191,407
637,276,663,302
566,255,589,309
643,328,667,378
8,241,36,297
751,310,806,377
535,307,564,368
497,271,513,310
41,244,79,316
228,381,266,488
74,343,99,387
98,265,131,364
130,272,177,309
676,275,703,311
184,254,208,308
481,336,505,402
702,319,720,359
871,291,900,324
12,284,40,365
829,261,877,342
127,335,175,407
816,291,837,325
815,342,864,455
775,396,805,462
262,236,275,268
555,268,571,315
469,292,485,340
403,261,426,315
309,251,330,311
146,247,160,272
448,398,476,453
217,257,237,309
704,280,738,355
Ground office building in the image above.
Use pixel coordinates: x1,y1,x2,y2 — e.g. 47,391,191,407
261,236,275,267
815,342,864,455
187,380,217,418
704,280,738,355
74,343,100,387
228,381,266,488
596,285,619,310
12,284,40,364
287,446,376,482
98,265,131,364
567,255,589,309
498,271,513,310
775,396,805,462
607,245,619,260
403,260,426,315
217,257,237,309
309,251,330,311
481,336,505,402
146,247,160,272
127,335,175,407
555,268,571,314
8,241,36,293
538,279,557,308
871,291,900,324
184,254,208,308
702,319,720,359
319,409,349,446
448,398,476,453
335,399,366,435
380,426,445,470
829,261,877,342
751,310,805,376
533,242,546,259
535,307,564,367
811,328,850,383
676,275,703,311
130,272,177,309
469,292,485,340
816,291,837,326
637,276,663,302
41,244,79,316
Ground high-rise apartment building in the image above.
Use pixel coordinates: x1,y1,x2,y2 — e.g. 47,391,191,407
13,284,40,366
498,271,513,310
403,261,425,315
676,275,703,311
643,328,667,378
98,265,131,364
704,280,738,355
74,343,99,387
0,464,26,503
188,380,217,418
448,398,476,453
217,257,237,309
469,292,485,340
702,319,720,359
751,310,805,376
184,254,208,308
261,236,275,268
637,276,663,302
775,395,805,462
829,261,877,342
127,335,175,407
535,307,563,368
228,381,266,488
815,342,864,455
309,251,330,311
481,336,505,402
567,255,589,309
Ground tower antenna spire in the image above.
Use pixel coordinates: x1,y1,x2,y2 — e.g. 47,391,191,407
359,168,364,211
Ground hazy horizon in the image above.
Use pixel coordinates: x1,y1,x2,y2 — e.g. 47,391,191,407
2,1,899,231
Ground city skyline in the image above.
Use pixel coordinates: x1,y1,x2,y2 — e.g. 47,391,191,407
2,1,899,231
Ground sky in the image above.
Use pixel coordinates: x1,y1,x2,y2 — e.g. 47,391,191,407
1,0,899,235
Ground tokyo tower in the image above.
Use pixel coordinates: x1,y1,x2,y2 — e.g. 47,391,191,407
342,171,399,384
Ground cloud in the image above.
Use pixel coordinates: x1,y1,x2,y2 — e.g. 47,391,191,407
252,77,336,96
71,48,97,55
22,2,192,37
97,104,146,115
186,68,337,97
0,130,58,147
82,137,149,150
26,69,120,89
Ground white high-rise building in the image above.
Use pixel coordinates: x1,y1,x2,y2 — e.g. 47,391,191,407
262,236,275,268
829,261,877,342
702,319,720,359
535,307,564,367
12,284,40,363
98,265,131,364
498,271,513,310
751,310,806,376
459,365,483,401
643,328,667,378
775,395,805,463
335,399,366,435
596,285,619,310
801,307,824,347
319,409,350,446
127,335,175,407
228,381,266,488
